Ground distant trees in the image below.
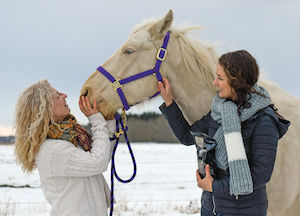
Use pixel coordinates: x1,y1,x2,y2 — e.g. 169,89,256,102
0,136,14,144
83,113,178,143
0,114,178,145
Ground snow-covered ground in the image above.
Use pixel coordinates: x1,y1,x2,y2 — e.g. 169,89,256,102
0,143,202,216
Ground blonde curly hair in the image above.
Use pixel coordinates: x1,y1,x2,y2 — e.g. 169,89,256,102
14,79,55,173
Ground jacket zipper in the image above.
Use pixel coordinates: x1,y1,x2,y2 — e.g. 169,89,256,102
212,195,216,215
212,195,238,215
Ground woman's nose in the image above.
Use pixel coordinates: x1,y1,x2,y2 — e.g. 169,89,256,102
62,93,67,98
212,78,217,86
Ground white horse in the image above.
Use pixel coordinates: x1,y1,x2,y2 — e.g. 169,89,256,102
81,10,300,216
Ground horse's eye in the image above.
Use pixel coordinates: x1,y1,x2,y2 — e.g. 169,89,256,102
124,48,134,54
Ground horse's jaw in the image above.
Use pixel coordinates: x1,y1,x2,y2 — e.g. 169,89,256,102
162,62,217,124
172,85,216,124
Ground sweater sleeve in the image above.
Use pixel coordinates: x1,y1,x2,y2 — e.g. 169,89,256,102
106,119,116,138
49,113,113,177
160,101,210,146
106,119,117,161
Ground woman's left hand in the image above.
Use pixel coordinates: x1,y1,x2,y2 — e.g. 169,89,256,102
196,165,214,192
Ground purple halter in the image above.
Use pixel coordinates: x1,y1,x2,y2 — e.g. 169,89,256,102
97,31,170,110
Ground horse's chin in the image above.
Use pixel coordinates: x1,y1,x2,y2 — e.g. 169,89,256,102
97,101,117,120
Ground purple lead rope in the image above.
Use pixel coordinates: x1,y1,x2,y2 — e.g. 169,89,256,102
109,112,137,216
97,32,170,215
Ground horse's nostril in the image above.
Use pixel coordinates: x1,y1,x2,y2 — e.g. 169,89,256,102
81,88,89,97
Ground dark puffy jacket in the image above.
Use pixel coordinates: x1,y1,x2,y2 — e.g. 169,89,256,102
160,102,290,216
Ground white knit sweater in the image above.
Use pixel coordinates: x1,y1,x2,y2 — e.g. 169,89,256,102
35,113,116,216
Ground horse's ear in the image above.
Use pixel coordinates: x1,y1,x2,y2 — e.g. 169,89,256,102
150,9,173,38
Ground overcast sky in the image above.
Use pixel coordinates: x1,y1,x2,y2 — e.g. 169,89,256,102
0,0,299,135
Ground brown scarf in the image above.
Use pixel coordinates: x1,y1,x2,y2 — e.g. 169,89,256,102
47,114,92,151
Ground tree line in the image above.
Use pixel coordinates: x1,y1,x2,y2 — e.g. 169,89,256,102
0,113,179,144
84,112,178,143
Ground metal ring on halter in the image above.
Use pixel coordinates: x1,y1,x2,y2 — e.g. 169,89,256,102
156,48,167,61
111,79,122,92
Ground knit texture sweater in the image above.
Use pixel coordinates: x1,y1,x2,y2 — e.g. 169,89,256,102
35,113,116,216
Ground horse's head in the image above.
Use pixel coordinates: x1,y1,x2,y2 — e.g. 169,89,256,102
80,10,176,119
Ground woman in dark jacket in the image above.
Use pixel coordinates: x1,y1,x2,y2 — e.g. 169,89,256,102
158,50,290,216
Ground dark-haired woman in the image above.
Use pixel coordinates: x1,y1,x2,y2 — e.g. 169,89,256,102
158,50,290,216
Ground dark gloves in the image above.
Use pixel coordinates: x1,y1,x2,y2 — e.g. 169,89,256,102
191,131,217,179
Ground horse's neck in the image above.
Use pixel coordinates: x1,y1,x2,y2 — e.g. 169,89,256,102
259,79,300,119
164,64,216,124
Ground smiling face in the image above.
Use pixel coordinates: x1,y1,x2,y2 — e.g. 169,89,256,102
213,64,237,100
51,87,70,123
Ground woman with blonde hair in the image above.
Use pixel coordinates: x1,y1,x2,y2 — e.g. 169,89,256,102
14,79,115,216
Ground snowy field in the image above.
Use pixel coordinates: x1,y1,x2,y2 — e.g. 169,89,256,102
0,143,202,216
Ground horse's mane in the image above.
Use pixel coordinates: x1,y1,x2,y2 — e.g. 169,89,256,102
170,26,218,92
131,20,218,92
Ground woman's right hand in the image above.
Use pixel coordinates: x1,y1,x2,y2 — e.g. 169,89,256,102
158,78,173,107
79,96,99,117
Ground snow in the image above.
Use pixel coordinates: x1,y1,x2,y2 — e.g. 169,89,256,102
0,143,202,216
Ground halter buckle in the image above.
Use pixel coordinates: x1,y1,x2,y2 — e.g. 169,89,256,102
111,79,122,92
156,48,167,61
